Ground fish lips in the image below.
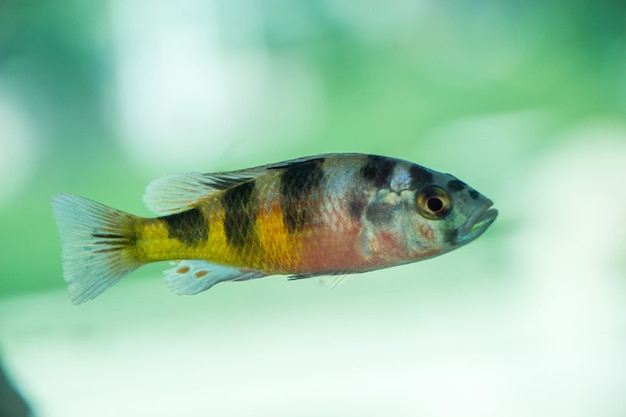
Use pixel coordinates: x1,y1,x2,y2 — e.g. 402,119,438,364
458,200,498,244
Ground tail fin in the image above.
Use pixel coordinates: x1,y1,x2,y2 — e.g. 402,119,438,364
51,194,142,304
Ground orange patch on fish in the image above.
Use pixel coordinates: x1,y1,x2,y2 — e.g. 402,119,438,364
419,223,435,242
194,270,208,279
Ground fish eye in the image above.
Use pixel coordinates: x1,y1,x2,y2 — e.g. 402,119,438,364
416,186,451,220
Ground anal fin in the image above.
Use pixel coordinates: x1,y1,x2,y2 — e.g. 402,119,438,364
164,260,264,295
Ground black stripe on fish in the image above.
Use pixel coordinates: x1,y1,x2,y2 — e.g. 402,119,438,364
268,156,326,171
92,233,135,253
364,202,395,227
468,190,480,200
162,208,209,245
222,180,257,248
360,155,396,188
348,196,367,221
447,179,466,192
408,164,433,189
279,158,325,232
445,227,459,243
92,233,126,239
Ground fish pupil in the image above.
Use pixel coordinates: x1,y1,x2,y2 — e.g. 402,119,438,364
427,197,444,213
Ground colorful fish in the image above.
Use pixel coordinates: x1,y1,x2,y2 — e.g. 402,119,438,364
52,153,497,304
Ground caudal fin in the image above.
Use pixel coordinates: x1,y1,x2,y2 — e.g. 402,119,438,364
51,194,142,304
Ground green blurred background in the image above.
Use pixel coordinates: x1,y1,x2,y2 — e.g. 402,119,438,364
1,1,625,416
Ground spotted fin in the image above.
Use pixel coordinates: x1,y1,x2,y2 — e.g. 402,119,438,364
164,260,264,295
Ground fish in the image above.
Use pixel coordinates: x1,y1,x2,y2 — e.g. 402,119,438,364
51,153,498,304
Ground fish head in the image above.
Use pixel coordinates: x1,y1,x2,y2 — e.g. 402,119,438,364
401,169,498,259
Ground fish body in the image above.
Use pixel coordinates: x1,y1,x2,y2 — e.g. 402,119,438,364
52,153,497,304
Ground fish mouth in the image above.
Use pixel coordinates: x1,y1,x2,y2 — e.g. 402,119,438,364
459,201,498,244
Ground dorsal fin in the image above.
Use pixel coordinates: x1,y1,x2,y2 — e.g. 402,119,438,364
143,171,260,215
143,172,215,215
143,154,339,215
